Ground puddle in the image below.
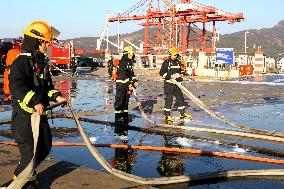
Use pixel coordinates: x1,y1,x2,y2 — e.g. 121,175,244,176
222,74,284,86
1,77,284,188
219,101,284,132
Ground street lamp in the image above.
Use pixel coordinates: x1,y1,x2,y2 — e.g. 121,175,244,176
244,31,249,53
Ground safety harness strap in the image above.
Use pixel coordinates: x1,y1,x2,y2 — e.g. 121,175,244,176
17,90,36,114
116,78,130,83
22,91,35,105
48,90,59,99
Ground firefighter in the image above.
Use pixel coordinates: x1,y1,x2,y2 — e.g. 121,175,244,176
9,21,66,189
114,46,138,122
107,56,114,79
159,47,192,123
70,57,78,77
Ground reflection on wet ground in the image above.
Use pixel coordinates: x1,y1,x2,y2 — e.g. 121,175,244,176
1,75,284,188
223,74,284,86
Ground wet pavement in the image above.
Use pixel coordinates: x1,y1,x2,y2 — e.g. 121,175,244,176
0,145,155,189
0,71,284,188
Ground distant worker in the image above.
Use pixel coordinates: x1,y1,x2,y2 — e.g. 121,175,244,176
0,38,2,60
159,47,191,123
9,20,66,188
3,39,22,102
0,43,6,74
114,46,138,122
70,57,78,77
107,56,114,79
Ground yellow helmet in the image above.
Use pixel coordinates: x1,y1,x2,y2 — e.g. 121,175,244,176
124,45,133,55
169,47,179,56
23,21,60,42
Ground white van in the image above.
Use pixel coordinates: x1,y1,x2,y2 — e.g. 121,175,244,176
277,58,284,73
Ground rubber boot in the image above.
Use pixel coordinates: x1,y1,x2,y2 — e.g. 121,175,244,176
22,170,39,189
22,180,39,189
123,112,132,123
115,113,123,122
164,116,174,124
179,113,192,119
12,170,38,189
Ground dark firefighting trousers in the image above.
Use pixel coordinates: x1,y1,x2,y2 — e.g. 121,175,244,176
114,83,130,121
164,82,185,116
11,110,52,178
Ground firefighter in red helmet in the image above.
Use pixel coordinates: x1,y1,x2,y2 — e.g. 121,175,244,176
8,21,66,189
159,47,192,123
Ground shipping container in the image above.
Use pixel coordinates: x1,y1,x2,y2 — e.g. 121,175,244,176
75,48,85,55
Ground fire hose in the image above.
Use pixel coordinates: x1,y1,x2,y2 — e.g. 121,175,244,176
1,141,284,165
0,113,40,189
170,79,284,138
49,62,70,75
0,101,67,189
1,83,284,186
66,102,284,185
157,124,284,143
49,108,284,145
1,102,284,186
3,116,284,158
2,83,284,143
132,83,284,143
132,89,155,125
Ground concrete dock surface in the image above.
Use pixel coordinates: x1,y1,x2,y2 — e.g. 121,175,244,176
0,145,156,189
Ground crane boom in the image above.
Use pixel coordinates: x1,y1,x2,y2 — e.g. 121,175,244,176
107,0,244,54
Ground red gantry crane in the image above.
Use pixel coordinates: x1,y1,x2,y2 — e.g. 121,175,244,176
108,0,244,55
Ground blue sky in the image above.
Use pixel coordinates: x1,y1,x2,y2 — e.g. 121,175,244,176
0,0,283,39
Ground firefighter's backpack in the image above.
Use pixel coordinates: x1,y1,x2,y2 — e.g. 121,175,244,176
3,48,21,95
111,59,120,80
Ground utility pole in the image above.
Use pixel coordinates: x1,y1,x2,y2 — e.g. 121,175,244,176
117,13,120,53
106,10,109,51
212,30,219,50
245,31,249,53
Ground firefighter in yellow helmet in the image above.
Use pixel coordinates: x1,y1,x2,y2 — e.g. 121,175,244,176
114,45,138,122
9,21,66,189
159,47,192,123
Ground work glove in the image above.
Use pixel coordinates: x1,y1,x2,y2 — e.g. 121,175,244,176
133,82,138,88
34,103,44,115
171,73,181,79
56,96,68,107
128,84,134,95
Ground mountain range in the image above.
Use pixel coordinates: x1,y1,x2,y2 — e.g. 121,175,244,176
68,20,284,58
